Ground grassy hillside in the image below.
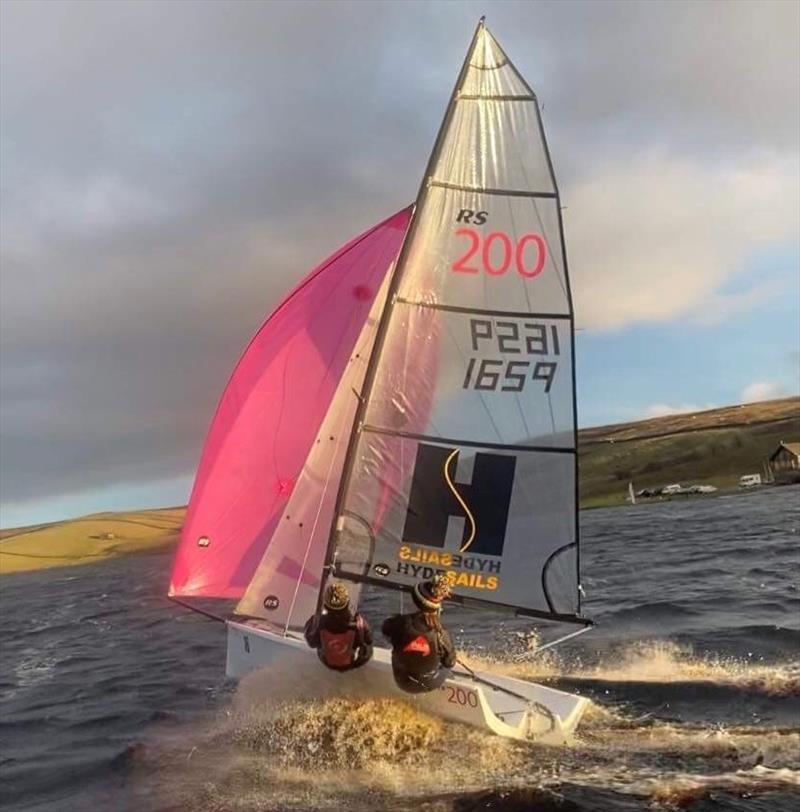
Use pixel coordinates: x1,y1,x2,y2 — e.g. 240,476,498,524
578,397,800,507
0,507,184,574
2,398,797,573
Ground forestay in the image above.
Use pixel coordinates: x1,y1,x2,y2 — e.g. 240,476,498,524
330,24,583,622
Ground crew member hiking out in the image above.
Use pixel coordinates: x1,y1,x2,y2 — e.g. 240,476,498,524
382,574,456,694
304,583,373,671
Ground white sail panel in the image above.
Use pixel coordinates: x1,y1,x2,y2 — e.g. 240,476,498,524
433,101,554,193
338,438,577,615
367,305,573,447
397,186,568,313
461,30,529,97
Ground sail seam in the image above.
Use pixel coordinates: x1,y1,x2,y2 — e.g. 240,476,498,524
361,425,575,454
395,298,572,320
468,60,508,70
429,179,557,198
458,94,536,101
458,93,536,101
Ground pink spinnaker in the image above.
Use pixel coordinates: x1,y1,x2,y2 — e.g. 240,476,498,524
169,208,412,598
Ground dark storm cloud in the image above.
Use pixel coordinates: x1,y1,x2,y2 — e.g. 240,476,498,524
1,0,798,506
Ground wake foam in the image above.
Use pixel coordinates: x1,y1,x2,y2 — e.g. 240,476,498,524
463,640,800,698
646,765,800,806
143,640,799,809
229,697,442,768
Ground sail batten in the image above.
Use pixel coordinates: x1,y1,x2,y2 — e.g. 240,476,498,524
428,180,558,198
321,22,584,621
394,297,571,319
360,426,575,455
458,95,536,102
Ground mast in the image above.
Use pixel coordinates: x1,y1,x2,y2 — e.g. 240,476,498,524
316,18,487,612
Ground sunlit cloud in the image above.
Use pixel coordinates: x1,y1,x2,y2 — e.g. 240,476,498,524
740,381,788,403
567,152,799,331
643,403,716,419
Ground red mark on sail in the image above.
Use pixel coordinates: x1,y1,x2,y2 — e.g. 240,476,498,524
452,229,546,278
515,234,546,278
483,232,513,275
452,228,480,273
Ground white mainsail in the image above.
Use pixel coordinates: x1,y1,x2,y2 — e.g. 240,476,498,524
324,23,585,623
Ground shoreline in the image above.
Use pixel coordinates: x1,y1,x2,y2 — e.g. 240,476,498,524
4,397,796,576
3,485,795,576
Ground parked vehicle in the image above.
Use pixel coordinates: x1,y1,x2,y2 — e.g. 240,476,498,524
739,474,762,488
661,483,683,495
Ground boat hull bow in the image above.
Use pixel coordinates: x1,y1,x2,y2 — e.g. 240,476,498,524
226,619,589,745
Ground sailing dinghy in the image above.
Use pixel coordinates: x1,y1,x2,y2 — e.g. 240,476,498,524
170,19,592,745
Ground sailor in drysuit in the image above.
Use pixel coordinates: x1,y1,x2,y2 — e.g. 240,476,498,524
382,574,457,693
304,583,373,671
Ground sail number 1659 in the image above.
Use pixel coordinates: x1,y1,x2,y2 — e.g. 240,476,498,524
463,318,561,393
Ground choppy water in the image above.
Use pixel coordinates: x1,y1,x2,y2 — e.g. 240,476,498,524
1,487,798,811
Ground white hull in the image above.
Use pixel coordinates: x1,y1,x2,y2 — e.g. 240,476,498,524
226,619,589,745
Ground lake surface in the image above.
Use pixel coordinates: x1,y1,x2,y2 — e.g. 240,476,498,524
1,487,798,811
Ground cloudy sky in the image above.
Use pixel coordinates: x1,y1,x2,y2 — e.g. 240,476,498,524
1,0,798,526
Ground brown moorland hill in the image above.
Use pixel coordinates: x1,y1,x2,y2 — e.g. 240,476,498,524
577,397,799,506
579,397,799,444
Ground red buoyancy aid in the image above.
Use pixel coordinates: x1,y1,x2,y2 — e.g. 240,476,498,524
320,628,356,668
402,635,432,656
395,624,439,675
318,615,365,669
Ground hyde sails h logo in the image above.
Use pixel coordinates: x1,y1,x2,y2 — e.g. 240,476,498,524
402,443,516,557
